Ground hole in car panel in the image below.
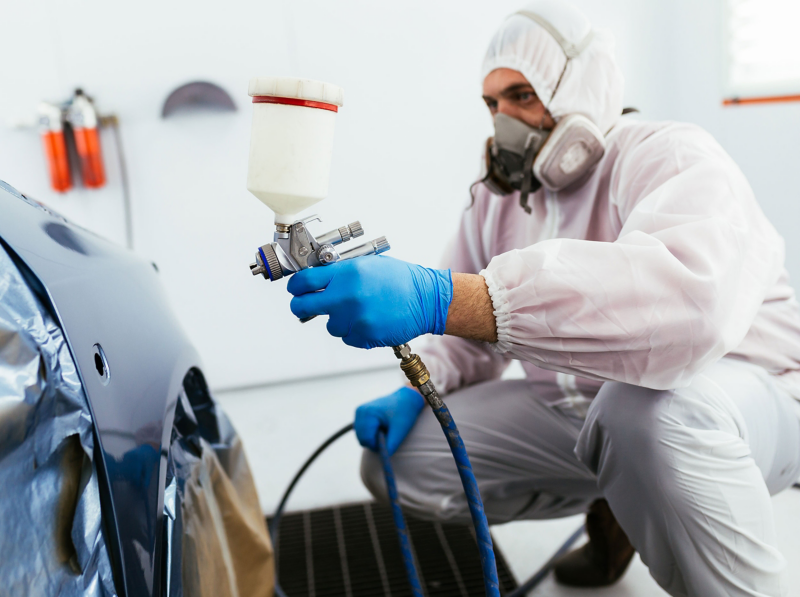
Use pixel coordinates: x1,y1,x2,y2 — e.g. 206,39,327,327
92,343,110,385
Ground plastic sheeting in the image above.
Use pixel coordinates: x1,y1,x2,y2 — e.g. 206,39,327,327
0,242,116,595
166,370,274,597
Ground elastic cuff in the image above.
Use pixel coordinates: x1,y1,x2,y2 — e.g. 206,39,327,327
432,268,453,336
480,268,512,354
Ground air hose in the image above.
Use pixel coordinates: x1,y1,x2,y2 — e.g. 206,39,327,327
269,343,586,597
377,432,425,597
269,420,585,596
269,423,355,597
391,342,500,596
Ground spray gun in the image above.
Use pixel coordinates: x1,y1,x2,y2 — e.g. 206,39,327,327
245,76,500,597
249,216,388,282
248,215,389,322
245,76,389,281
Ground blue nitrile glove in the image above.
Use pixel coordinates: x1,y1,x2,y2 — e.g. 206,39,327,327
355,387,426,456
287,255,453,349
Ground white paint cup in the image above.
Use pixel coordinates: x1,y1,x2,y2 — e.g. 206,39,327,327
247,77,344,225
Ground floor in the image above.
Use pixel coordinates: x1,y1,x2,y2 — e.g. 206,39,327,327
215,365,800,596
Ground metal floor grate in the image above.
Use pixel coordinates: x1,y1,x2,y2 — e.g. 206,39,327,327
269,501,518,597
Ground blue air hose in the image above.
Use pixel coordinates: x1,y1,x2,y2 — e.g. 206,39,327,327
427,400,501,597
269,420,587,597
394,342,501,597
377,432,425,597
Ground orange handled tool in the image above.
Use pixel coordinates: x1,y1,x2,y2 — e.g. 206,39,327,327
38,102,72,193
68,91,106,189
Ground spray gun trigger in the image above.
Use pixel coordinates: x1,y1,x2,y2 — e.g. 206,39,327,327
299,214,322,226
289,221,316,270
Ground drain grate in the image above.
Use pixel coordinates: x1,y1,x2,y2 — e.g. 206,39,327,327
269,501,518,596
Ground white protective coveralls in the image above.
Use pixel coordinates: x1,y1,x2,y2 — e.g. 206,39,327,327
361,3,800,596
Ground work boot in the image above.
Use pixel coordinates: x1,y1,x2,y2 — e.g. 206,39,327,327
552,499,635,587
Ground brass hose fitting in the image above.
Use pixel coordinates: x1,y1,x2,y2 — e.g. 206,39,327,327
393,343,444,410
399,354,430,387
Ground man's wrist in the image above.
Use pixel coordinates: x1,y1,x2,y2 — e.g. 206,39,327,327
443,273,498,343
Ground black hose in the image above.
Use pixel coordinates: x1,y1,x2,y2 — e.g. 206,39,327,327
269,422,354,597
269,422,354,546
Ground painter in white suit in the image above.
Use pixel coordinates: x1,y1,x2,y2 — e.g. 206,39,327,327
287,2,800,594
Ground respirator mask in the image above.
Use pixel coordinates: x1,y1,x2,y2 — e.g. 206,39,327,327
476,9,608,213
482,110,606,213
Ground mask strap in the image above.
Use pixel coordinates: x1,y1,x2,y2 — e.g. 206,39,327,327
541,57,570,128
514,11,594,59
518,143,537,214
514,9,588,126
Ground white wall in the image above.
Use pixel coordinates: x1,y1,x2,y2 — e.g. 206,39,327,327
1,0,796,391
664,0,800,283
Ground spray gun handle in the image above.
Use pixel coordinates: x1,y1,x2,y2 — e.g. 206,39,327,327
298,237,391,323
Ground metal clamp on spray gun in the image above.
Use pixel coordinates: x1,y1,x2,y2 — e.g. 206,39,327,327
245,76,500,597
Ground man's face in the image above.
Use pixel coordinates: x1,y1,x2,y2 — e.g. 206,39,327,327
482,68,555,130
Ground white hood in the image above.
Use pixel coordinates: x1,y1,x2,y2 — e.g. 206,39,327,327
482,0,625,134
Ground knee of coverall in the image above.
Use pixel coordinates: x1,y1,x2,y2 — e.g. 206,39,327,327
574,376,748,488
360,448,390,505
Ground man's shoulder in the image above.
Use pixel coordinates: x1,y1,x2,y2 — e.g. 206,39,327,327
608,119,715,150
606,119,724,164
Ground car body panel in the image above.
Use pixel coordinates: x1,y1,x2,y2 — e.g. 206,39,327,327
0,180,202,596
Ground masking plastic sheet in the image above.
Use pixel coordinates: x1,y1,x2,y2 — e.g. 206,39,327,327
0,243,116,596
167,374,274,597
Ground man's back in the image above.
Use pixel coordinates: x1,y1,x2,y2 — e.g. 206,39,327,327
425,118,800,396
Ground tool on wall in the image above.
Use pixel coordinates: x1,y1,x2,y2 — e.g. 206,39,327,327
28,90,133,249
244,76,500,597
38,102,73,193
161,81,237,118
67,90,106,189
37,89,108,193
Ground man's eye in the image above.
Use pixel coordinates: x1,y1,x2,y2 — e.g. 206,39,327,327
517,92,534,102
485,100,498,110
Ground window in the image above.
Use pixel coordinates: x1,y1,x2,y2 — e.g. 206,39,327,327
724,0,800,104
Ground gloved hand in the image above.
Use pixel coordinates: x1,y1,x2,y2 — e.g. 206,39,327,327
287,255,453,349
355,386,426,456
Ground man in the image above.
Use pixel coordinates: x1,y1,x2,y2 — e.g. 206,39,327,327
287,2,800,595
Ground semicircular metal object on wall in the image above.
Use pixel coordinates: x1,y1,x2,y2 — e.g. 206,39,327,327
161,81,237,118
